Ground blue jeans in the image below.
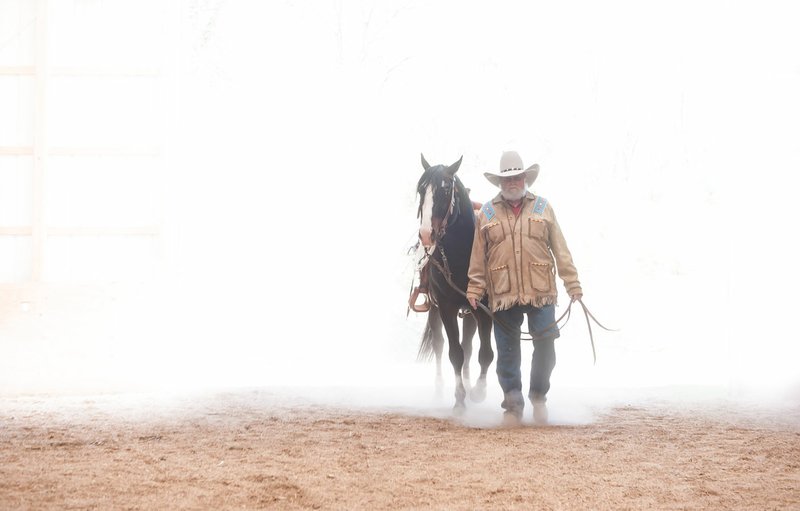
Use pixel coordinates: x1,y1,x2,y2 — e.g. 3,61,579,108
493,304,558,409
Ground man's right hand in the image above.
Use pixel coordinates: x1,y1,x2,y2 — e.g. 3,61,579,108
468,297,478,310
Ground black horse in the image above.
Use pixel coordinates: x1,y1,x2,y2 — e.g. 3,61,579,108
415,154,494,411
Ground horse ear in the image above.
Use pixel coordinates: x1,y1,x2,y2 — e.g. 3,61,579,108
421,153,431,170
446,156,463,176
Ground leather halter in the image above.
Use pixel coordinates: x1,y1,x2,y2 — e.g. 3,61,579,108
434,177,457,240
408,177,456,313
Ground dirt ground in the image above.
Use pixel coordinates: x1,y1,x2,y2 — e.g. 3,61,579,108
1,389,799,511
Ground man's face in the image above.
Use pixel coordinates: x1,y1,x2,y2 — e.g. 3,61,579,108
500,174,526,201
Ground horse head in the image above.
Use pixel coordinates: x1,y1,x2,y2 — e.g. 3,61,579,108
417,154,463,248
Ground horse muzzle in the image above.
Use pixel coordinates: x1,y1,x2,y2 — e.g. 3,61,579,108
419,218,443,248
419,227,433,248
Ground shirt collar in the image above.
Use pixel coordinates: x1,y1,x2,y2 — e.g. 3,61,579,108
492,191,535,204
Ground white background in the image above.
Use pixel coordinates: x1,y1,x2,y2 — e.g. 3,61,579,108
3,1,800,409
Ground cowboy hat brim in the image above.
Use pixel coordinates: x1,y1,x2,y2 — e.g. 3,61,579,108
484,163,540,187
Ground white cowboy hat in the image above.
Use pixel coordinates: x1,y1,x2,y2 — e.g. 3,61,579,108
483,151,540,187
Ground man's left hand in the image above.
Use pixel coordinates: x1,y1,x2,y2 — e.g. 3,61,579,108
570,293,583,302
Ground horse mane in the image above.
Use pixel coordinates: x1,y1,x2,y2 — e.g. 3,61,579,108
451,175,472,223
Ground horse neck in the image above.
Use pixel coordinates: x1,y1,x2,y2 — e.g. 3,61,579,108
437,188,474,269
441,208,473,245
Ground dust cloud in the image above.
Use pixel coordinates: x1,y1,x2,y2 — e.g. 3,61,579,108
2,2,799,425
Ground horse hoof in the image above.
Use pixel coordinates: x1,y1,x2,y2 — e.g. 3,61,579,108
501,410,523,428
469,380,487,403
453,402,466,416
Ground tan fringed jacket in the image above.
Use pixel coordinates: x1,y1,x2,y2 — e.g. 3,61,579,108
466,191,582,312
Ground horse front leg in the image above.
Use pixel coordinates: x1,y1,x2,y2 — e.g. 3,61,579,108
440,304,466,412
461,311,477,388
470,308,495,403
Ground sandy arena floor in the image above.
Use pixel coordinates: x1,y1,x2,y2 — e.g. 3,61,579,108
1,388,799,510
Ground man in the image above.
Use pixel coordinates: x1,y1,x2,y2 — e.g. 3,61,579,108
467,151,582,425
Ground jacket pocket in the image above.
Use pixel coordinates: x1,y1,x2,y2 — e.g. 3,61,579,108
481,221,504,244
490,264,511,294
529,262,553,293
528,218,546,239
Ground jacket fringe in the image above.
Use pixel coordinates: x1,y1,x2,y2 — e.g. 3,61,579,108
493,295,558,312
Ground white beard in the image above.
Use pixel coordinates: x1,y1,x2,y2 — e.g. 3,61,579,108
500,184,527,202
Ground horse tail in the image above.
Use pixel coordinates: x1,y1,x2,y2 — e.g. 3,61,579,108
417,304,443,362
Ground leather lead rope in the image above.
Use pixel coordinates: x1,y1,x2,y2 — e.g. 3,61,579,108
577,298,617,364
427,250,616,364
